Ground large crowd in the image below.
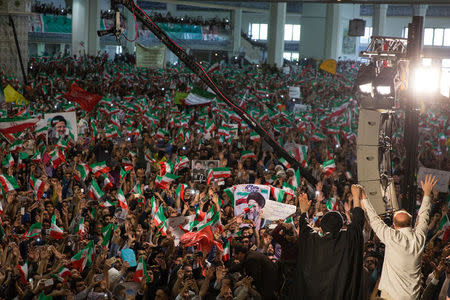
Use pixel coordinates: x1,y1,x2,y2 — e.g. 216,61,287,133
0,53,448,300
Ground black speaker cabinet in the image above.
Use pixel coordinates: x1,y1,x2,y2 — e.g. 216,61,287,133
348,19,366,37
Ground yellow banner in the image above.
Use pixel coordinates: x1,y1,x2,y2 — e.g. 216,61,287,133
319,59,337,75
4,84,29,105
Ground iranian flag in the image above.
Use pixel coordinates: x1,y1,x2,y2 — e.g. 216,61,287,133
154,205,168,235
205,120,216,133
206,169,213,185
100,199,116,207
0,116,39,134
218,127,230,136
322,159,336,176
222,237,232,261
30,176,45,201
1,153,14,168
184,87,215,105
133,256,150,282
103,174,113,189
294,145,309,167
101,223,115,247
24,222,42,239
345,171,352,180
17,261,28,284
224,187,235,206
311,133,326,142
155,173,179,189
175,184,187,201
31,148,43,163
17,152,29,169
0,174,19,192
117,188,129,210
50,215,63,239
279,157,291,169
88,179,104,200
241,150,256,160
155,128,168,139
326,126,340,134
438,214,449,231
175,156,189,171
271,187,285,203
75,217,85,236
291,169,301,188
50,149,65,169
9,140,23,152
329,102,348,118
250,132,260,142
326,197,339,211
282,182,296,196
213,167,231,179
53,266,72,282
90,161,110,177
76,163,91,181
71,240,95,272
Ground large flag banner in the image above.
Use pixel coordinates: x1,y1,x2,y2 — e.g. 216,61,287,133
0,117,39,135
64,83,102,112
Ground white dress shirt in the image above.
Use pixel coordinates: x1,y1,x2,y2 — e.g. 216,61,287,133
362,195,431,300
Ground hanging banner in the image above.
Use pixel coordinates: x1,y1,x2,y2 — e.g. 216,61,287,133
135,43,166,69
417,167,450,193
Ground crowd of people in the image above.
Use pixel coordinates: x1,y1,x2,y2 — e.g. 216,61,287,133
31,2,71,16
0,53,448,300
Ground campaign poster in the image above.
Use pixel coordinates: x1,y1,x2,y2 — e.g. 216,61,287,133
232,184,271,230
35,111,78,145
191,160,219,182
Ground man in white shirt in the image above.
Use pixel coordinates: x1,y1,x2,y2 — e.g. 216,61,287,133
361,175,437,300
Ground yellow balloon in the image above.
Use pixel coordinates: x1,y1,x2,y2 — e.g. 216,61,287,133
319,59,337,75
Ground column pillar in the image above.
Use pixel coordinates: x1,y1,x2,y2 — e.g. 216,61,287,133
372,4,388,36
124,3,137,54
71,0,88,57
267,2,286,68
413,5,428,17
324,4,342,60
87,0,100,56
232,9,242,55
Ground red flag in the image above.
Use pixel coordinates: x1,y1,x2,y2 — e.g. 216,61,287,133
180,226,223,254
64,83,102,112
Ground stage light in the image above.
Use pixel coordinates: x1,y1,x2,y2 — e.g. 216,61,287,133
359,83,373,94
355,64,376,94
374,67,397,97
376,86,391,95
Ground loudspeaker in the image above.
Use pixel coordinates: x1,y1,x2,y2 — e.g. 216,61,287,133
359,180,386,215
357,109,381,146
348,19,366,37
357,145,380,181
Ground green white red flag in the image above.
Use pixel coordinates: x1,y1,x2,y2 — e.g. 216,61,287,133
133,256,150,282
30,175,45,201
322,159,336,176
50,215,63,239
90,161,110,177
71,240,95,271
0,174,19,192
0,116,39,134
88,179,104,200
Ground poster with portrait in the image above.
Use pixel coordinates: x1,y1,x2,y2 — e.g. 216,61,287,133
191,160,219,182
35,111,78,145
166,215,195,246
232,184,271,230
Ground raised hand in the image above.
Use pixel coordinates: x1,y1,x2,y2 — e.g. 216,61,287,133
298,193,311,214
421,175,437,197
351,184,361,200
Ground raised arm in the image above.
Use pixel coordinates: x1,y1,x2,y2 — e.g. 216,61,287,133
361,186,395,244
415,175,437,238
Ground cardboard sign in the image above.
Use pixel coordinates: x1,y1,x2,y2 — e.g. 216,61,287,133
121,248,137,267
289,86,301,99
417,167,450,193
261,200,297,221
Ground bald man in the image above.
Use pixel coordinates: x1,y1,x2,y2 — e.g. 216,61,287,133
360,175,437,300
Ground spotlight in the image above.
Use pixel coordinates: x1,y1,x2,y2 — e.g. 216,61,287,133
354,64,376,94
374,67,398,97
359,83,373,95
